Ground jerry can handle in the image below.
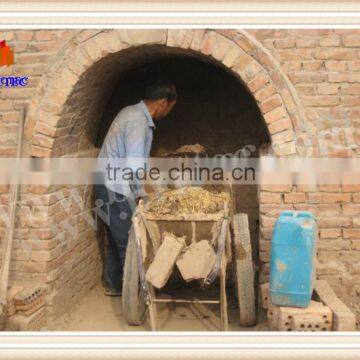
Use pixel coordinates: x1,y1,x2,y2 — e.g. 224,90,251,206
280,210,294,217
279,210,314,220
295,211,314,219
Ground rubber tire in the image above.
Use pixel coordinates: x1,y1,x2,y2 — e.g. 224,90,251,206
232,213,256,326
122,227,147,326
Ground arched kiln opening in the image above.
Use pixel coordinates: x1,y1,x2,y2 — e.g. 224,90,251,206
30,43,272,320
94,49,271,266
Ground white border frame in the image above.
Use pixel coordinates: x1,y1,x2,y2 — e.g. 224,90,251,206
0,2,359,359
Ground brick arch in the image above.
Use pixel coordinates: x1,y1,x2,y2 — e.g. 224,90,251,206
26,29,311,157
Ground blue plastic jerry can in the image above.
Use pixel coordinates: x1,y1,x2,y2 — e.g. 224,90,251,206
270,211,317,308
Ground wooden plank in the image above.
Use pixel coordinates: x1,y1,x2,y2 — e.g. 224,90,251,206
0,106,25,327
219,254,228,331
148,285,157,331
259,282,270,309
225,224,232,260
138,210,160,252
136,217,148,263
210,221,221,246
147,220,161,246
205,217,228,285
314,280,356,331
191,221,196,243
153,299,220,304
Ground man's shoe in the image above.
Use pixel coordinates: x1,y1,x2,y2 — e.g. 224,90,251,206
104,287,122,296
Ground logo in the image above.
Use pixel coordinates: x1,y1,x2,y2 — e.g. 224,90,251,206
0,40,14,66
0,40,29,87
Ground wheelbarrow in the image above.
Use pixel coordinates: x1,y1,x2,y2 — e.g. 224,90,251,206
122,189,256,331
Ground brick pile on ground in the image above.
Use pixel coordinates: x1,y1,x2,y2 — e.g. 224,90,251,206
4,284,47,330
260,281,356,331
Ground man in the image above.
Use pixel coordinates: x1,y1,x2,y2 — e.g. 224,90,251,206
95,80,177,296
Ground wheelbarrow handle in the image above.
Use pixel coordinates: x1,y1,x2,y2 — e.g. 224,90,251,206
133,215,151,305
204,216,228,286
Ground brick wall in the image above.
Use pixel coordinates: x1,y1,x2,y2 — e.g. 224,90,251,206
250,29,360,157
0,29,359,325
249,30,360,323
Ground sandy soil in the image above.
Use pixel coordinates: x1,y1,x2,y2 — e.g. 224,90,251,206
52,282,268,331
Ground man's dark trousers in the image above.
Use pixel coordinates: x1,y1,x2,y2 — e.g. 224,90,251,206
94,184,133,290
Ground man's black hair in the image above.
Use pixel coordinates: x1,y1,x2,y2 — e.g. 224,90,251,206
144,80,177,101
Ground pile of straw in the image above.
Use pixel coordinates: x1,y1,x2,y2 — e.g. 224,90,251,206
145,186,229,215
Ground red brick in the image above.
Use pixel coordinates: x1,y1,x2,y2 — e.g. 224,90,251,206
254,84,276,102
284,192,306,204
0,100,13,111
260,215,276,228
34,30,54,41
261,184,293,192
317,216,352,228
341,84,360,95
296,184,317,192
314,48,357,60
296,38,318,48
273,38,295,49
291,29,330,36
308,193,351,204
324,61,347,71
268,117,293,134
16,31,33,41
343,204,360,216
302,61,323,71
260,204,294,217
320,228,342,239
271,129,295,143
351,239,360,250
247,72,269,92
318,185,341,192
276,49,313,61
296,84,316,95
261,97,284,116
320,37,341,47
281,62,302,72
301,95,339,107
259,192,282,204
342,35,360,47
342,184,360,192
318,239,350,251
260,227,273,240
289,72,327,84
341,96,360,107
1,112,19,123
347,61,360,71
344,229,360,238
328,73,360,83
317,83,339,95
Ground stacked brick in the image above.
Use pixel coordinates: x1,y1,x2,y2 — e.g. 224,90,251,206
259,182,360,324
260,281,356,331
251,29,360,157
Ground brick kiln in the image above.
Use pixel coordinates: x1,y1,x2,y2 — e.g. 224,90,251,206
0,29,359,327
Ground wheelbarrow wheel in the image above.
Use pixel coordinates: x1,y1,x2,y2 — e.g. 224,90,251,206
232,213,256,326
122,227,146,325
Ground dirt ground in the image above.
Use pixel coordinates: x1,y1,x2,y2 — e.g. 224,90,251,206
52,282,268,331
